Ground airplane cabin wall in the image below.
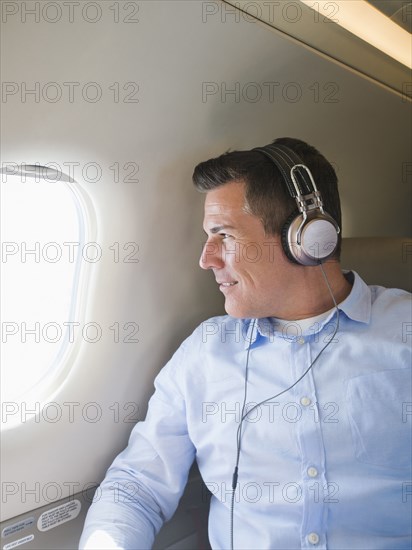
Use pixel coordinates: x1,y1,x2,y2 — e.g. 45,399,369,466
1,0,411,548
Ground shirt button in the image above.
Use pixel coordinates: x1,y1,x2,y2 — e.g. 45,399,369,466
307,532,320,545
307,466,318,478
300,396,311,407
297,337,305,345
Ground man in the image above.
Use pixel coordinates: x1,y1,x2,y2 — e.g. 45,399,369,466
80,138,411,549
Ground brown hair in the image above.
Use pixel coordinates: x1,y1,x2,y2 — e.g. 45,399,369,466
192,137,342,258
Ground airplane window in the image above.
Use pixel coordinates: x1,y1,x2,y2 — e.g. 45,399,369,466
1,165,88,408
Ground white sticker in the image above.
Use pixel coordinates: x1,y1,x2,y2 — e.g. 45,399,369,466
37,499,81,532
2,518,34,539
3,534,34,550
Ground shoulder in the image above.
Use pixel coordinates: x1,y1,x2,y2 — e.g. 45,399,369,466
365,285,411,355
337,273,410,365
369,285,411,323
345,271,411,330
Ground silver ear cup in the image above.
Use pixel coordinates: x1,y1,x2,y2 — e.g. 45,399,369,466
254,143,341,266
285,212,339,266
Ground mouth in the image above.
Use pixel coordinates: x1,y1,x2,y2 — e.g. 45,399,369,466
217,281,238,289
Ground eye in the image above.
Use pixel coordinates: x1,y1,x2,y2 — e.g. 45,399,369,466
220,233,231,240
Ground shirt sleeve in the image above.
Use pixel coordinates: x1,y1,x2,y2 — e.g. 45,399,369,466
78,340,196,550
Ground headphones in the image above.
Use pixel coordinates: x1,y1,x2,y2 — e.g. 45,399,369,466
253,143,340,266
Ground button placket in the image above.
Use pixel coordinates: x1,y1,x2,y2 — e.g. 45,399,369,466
292,337,327,550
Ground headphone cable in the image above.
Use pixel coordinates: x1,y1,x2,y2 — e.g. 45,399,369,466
229,263,340,550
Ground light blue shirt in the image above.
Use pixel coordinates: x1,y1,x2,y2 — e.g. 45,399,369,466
79,272,412,549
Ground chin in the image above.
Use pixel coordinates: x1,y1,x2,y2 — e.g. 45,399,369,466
224,301,254,319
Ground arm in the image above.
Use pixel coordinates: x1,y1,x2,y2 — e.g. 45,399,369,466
79,343,196,549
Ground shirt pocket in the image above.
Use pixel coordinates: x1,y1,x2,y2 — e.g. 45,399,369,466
346,368,411,471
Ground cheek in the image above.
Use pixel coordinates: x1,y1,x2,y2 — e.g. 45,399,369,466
231,246,279,284
235,269,267,294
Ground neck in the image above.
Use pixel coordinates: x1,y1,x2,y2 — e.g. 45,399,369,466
272,261,352,320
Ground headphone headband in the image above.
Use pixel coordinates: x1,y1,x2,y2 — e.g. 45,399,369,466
254,144,313,197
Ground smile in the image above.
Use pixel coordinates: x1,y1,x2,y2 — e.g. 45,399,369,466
218,281,238,287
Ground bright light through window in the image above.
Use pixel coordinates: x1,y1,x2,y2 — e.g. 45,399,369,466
1,167,84,403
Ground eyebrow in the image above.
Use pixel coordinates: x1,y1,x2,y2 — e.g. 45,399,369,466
209,225,236,234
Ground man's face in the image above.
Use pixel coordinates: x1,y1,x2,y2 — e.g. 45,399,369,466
200,180,298,319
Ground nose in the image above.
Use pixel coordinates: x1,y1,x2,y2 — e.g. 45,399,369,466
199,240,224,270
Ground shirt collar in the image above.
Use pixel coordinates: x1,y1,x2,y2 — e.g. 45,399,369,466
242,270,372,348
337,270,372,324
